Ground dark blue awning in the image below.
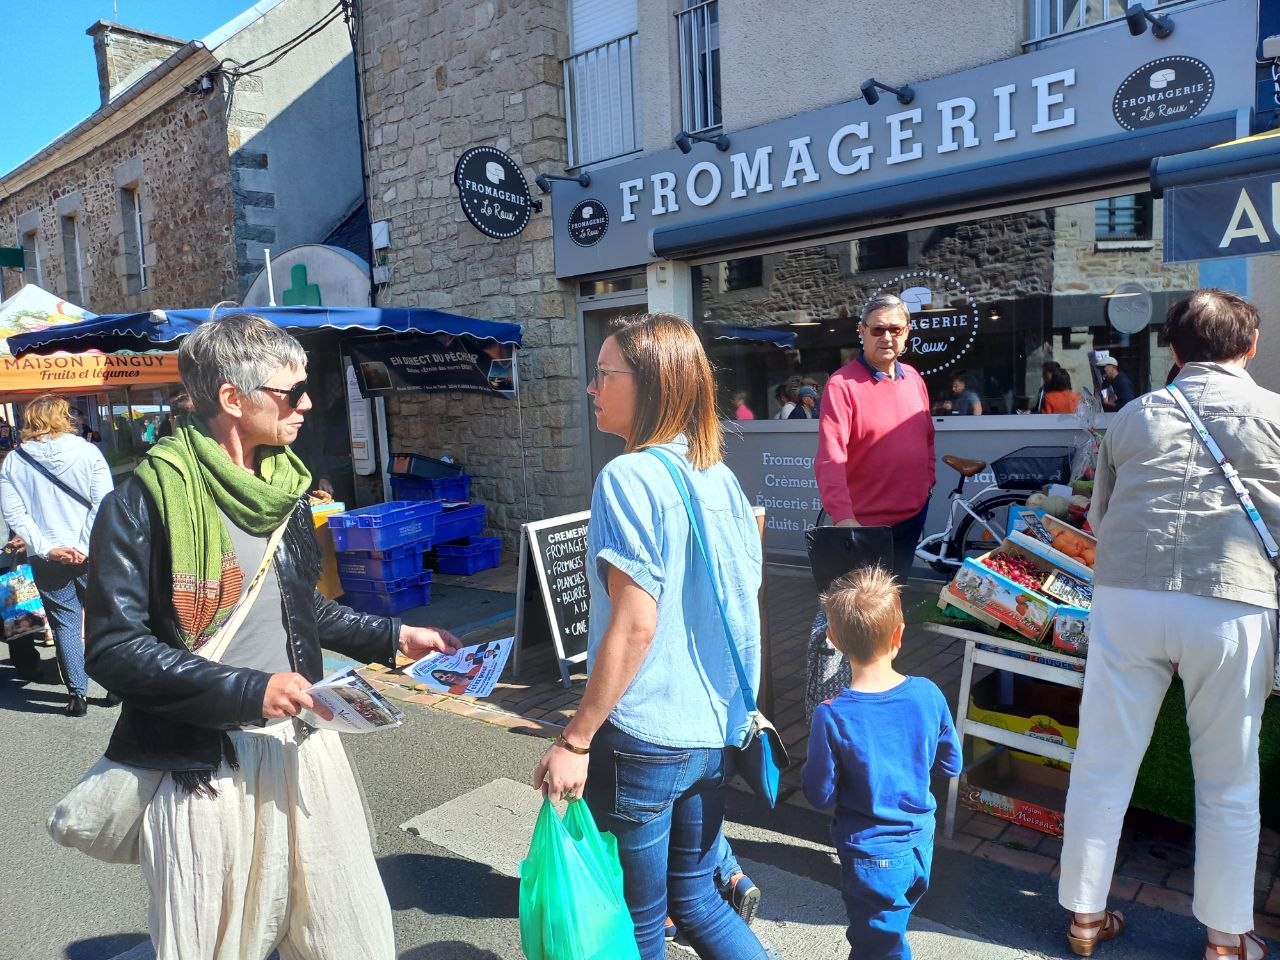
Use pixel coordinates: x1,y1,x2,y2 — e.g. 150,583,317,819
707,324,797,349
1150,130,1280,263
7,305,522,356
1149,129,1280,197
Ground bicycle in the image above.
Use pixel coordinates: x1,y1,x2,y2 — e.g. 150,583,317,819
914,445,1075,574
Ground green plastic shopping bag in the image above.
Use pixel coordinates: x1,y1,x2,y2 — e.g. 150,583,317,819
519,797,640,960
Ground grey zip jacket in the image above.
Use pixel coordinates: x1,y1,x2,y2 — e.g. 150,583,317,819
1089,361,1280,609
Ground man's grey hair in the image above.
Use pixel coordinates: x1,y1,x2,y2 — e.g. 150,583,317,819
859,293,912,325
178,313,307,420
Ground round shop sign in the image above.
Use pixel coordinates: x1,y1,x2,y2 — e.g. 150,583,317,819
1105,281,1153,334
567,199,609,247
1112,57,1214,132
869,271,980,377
453,146,534,240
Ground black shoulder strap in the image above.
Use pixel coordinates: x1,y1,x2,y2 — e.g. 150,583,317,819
12,446,92,509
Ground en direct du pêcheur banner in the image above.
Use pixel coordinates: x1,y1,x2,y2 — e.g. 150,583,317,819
348,335,515,399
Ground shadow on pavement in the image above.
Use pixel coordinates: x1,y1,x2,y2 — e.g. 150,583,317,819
400,943,503,960
380,852,519,920
64,932,148,959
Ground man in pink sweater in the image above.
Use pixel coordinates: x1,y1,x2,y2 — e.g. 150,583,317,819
815,293,936,580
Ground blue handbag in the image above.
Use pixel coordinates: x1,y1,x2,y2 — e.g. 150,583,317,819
647,448,789,807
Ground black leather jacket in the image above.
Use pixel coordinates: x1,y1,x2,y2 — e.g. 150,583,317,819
85,476,399,781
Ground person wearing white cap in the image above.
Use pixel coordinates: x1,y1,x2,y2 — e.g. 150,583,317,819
1094,351,1136,411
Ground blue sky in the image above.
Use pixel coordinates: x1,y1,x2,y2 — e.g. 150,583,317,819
0,0,255,175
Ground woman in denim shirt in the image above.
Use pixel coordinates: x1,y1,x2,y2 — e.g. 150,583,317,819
533,313,770,960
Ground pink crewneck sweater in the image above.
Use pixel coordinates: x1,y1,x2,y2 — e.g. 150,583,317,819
815,356,935,527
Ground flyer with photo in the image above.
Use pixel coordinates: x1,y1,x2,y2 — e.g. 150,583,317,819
407,636,514,697
301,667,406,733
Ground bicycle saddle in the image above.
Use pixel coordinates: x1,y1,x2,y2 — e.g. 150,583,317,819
942,455,987,477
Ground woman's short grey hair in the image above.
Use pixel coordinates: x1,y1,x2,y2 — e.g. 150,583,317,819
860,294,911,325
178,313,307,420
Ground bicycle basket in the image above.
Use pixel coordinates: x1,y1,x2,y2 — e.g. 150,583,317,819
990,446,1074,490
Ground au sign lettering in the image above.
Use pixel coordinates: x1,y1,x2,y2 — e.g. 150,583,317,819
1219,182,1280,250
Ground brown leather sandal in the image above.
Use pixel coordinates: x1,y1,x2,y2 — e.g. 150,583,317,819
1067,910,1126,957
1206,932,1267,960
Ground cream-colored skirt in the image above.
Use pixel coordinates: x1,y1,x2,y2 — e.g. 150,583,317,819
140,721,394,960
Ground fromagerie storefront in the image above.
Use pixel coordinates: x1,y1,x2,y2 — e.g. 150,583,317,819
542,0,1260,561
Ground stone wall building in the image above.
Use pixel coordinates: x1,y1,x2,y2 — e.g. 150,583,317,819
355,0,589,538
0,0,363,313
355,0,1269,547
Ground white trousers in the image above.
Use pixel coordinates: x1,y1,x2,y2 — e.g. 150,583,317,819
140,721,395,960
1058,585,1275,932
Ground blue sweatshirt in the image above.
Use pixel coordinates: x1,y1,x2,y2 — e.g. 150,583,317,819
802,676,962,856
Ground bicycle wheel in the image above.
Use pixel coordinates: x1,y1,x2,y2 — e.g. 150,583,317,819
951,491,1030,565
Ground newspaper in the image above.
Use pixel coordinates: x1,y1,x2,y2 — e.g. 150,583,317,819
300,667,406,733
407,636,514,698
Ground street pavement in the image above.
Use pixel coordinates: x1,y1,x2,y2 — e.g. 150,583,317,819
0,651,1217,960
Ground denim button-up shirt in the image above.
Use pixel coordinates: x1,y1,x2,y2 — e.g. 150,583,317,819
1090,362,1280,609
587,438,762,749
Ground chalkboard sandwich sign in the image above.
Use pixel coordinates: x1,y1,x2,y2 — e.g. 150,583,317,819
513,511,591,687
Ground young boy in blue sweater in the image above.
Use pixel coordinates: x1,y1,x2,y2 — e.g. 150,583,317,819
802,567,963,960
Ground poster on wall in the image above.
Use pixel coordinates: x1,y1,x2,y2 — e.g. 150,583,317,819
347,335,517,399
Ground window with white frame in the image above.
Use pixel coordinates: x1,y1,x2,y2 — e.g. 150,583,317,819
677,0,721,134
1095,194,1153,242
1027,0,1176,41
20,229,41,288
61,214,84,303
563,0,639,167
120,186,148,294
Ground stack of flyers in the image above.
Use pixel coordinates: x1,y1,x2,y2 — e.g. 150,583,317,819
301,667,406,733
407,636,514,697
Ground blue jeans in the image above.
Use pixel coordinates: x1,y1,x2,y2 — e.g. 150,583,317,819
715,834,741,888
29,558,88,697
585,721,769,960
838,841,932,960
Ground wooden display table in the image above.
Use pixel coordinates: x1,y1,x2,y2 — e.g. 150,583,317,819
923,622,1085,838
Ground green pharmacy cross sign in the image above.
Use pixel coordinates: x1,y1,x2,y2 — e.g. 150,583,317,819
0,247,24,269
282,263,322,306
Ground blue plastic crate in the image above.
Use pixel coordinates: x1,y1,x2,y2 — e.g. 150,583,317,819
433,503,486,545
390,474,472,502
336,542,427,584
326,501,443,552
343,571,433,615
388,452,463,480
434,536,502,576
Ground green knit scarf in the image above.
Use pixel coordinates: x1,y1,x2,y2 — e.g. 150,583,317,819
135,419,311,651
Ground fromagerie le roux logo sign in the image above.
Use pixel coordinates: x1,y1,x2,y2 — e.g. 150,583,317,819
1112,56,1214,132
871,271,980,376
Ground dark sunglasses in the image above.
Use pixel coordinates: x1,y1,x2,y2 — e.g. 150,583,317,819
255,381,310,408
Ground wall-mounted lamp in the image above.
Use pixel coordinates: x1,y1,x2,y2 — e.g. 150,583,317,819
674,130,730,154
534,171,591,193
860,78,915,106
1125,3,1174,38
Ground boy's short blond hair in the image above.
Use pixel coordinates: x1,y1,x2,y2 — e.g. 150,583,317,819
821,566,903,664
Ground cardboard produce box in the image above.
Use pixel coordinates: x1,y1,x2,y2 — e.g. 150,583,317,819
942,547,1061,642
1052,604,1091,655
960,750,1071,837
968,671,1080,770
